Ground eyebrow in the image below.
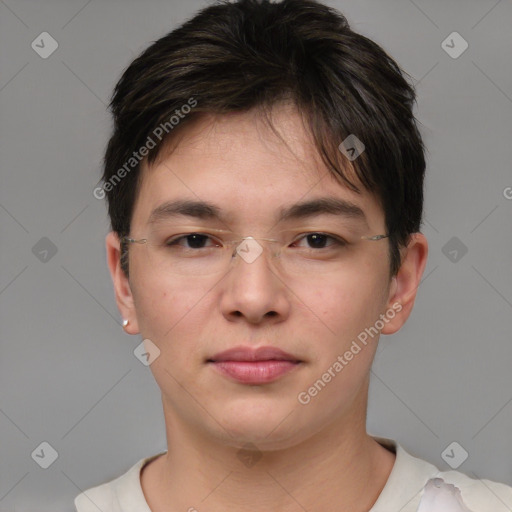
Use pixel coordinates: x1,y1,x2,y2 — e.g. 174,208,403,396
147,197,369,228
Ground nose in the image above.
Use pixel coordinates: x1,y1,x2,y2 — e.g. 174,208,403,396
220,237,290,325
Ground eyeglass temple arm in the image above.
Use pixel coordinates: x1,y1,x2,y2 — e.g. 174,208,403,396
361,234,389,241
122,237,148,244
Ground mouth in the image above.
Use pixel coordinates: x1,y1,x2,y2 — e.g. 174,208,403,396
208,346,301,363
207,346,302,384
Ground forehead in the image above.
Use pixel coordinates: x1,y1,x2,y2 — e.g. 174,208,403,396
132,104,385,232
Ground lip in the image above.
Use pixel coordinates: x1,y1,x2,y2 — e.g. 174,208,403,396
208,346,300,363
207,346,302,384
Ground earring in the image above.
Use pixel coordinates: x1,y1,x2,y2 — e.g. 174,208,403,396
122,319,129,328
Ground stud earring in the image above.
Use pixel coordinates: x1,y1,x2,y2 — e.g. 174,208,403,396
122,319,129,328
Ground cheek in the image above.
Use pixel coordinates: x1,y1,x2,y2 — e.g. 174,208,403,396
307,269,385,340
133,282,210,393
131,273,208,349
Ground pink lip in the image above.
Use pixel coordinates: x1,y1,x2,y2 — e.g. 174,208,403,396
209,346,300,362
207,346,302,384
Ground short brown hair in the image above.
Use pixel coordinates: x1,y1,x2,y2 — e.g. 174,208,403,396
100,0,426,277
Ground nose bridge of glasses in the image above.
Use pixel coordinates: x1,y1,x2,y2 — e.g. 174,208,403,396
232,236,282,263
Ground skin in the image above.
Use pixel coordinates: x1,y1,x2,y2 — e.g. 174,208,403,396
106,102,428,512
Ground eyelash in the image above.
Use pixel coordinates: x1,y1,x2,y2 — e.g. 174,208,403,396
164,232,348,250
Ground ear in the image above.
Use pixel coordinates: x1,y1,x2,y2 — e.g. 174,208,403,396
105,231,140,334
381,232,428,335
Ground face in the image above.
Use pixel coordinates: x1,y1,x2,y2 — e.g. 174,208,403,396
108,103,424,451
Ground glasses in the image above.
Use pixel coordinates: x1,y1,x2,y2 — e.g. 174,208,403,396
121,225,389,277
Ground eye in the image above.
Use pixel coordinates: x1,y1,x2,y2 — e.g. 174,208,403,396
292,233,347,249
165,233,222,249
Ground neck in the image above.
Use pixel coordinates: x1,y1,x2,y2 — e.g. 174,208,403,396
141,384,395,512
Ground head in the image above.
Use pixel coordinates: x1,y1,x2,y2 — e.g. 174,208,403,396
104,0,428,450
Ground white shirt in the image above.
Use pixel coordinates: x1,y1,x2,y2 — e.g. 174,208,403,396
74,437,512,511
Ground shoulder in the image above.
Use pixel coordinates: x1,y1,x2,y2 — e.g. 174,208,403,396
74,481,115,512
429,467,512,511
371,437,512,512
74,452,166,512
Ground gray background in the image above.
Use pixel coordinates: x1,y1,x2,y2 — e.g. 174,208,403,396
1,0,511,510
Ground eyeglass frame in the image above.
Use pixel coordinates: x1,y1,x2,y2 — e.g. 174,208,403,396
120,229,390,262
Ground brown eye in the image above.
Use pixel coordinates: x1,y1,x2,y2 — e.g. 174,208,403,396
293,233,347,249
166,233,220,249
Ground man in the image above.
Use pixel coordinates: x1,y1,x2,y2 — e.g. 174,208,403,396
76,0,512,510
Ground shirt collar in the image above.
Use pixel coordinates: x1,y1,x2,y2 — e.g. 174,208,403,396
370,436,440,511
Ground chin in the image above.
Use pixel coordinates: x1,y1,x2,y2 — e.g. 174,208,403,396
208,405,308,451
